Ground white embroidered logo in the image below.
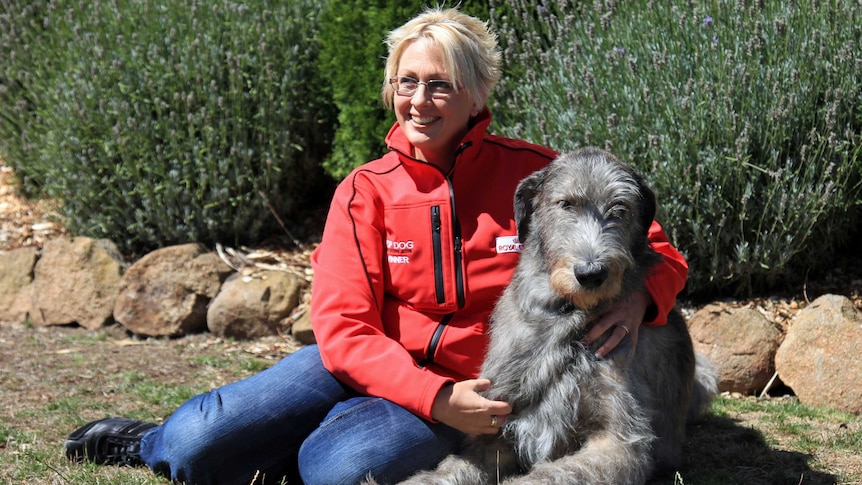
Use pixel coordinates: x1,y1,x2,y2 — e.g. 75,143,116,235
387,239,414,253
387,239,414,264
495,235,523,254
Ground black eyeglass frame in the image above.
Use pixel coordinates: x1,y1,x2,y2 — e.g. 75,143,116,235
389,76,457,97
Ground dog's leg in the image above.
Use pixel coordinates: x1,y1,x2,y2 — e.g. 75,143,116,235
629,311,714,475
507,430,652,485
504,368,655,485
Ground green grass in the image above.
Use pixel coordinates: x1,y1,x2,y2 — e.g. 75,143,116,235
2,323,860,484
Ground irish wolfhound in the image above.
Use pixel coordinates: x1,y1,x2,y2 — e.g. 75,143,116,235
389,147,716,484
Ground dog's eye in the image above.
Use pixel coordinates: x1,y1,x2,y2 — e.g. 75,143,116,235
558,200,573,210
604,206,627,222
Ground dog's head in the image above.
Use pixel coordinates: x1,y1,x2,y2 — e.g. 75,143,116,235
513,147,658,308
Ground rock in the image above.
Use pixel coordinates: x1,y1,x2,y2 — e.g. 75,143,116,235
775,294,862,414
688,302,780,394
29,237,125,330
113,243,231,337
0,247,38,324
290,309,316,345
207,269,303,339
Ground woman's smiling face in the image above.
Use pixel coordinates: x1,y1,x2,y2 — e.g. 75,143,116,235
393,39,480,169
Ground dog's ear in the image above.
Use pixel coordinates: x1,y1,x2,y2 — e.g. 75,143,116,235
635,172,657,237
514,167,546,241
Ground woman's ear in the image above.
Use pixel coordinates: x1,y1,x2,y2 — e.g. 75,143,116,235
470,96,485,117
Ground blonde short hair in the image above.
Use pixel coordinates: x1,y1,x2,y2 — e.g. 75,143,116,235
381,7,501,110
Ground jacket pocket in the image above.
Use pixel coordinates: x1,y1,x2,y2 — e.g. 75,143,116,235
383,203,455,311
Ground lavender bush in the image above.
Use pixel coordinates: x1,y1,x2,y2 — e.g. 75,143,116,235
489,0,862,295
2,0,334,254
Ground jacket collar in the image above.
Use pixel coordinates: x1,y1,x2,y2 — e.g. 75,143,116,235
384,107,493,166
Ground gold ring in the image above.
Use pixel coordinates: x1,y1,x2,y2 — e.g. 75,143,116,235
617,324,630,336
490,415,498,427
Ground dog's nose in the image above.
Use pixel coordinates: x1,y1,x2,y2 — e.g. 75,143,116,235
574,265,608,289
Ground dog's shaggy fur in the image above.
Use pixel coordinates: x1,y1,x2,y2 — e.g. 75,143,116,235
390,147,717,485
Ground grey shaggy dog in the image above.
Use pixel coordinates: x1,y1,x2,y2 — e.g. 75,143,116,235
384,147,717,485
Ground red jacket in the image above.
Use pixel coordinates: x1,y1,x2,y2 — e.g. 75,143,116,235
311,109,688,420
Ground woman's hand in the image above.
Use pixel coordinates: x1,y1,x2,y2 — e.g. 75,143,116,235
431,379,512,435
584,288,652,359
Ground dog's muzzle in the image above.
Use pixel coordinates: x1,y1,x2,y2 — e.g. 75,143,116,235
574,263,609,289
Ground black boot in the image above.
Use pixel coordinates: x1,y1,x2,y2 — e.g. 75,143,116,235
65,417,158,466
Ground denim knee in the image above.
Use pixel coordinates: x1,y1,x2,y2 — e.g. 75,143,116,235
297,397,462,485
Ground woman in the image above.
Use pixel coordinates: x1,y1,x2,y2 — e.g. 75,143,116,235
65,7,687,484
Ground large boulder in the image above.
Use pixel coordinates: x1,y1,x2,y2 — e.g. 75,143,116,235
29,237,125,330
775,294,862,414
0,246,38,324
113,243,231,337
207,269,303,339
688,302,780,394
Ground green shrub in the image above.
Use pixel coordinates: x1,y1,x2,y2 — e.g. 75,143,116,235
2,0,335,255
0,0,57,189
489,0,862,295
317,1,490,179
316,2,411,180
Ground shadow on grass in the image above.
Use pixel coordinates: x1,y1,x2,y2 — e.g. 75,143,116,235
649,414,838,485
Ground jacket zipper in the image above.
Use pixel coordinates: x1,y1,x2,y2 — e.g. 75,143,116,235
431,206,445,304
420,313,454,367
449,142,470,309
450,194,465,308
422,141,472,366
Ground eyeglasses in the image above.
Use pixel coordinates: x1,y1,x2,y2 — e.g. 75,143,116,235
389,76,456,98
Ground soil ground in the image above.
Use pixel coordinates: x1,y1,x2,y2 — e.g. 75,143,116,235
1,158,861,484
1,321,860,485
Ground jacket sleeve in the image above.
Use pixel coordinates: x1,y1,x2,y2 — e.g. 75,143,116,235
310,174,452,421
643,220,689,326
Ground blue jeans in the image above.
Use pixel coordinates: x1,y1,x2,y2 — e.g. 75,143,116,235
138,345,463,484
